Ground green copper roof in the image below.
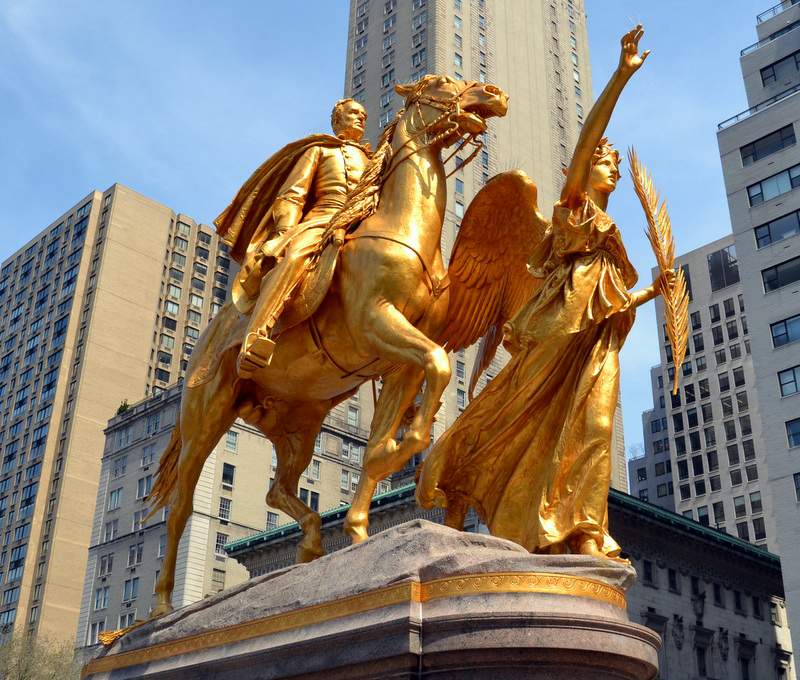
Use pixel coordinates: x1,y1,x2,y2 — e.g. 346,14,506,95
225,484,780,569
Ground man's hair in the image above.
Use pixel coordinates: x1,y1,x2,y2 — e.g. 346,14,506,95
331,98,360,132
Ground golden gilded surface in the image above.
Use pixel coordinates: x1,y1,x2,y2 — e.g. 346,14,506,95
146,76,510,618
81,571,625,678
417,27,683,561
141,25,679,629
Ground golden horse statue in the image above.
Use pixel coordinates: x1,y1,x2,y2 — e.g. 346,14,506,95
147,75,509,617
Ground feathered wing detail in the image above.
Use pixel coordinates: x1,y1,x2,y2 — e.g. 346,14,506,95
436,170,550,397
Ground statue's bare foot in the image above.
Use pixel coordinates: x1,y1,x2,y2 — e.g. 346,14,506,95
577,536,630,565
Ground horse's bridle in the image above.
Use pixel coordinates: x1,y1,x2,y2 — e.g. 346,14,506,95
381,81,486,184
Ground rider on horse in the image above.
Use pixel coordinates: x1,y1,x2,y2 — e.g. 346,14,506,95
215,99,371,378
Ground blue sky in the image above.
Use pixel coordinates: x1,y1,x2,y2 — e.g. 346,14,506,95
0,1,771,456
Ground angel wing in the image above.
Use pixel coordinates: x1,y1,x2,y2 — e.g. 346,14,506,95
436,170,550,397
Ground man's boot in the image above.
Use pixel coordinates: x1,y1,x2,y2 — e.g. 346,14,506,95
237,331,277,378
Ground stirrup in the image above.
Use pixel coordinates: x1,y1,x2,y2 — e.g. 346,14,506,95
237,334,276,377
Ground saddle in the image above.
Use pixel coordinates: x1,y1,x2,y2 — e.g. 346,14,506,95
186,233,344,389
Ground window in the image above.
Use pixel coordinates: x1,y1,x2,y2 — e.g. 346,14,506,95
215,532,228,556
709,304,720,323
712,326,724,345
771,313,800,347
136,475,153,499
755,209,800,248
691,311,702,330
222,463,235,487
642,559,654,584
761,48,800,86
107,488,122,511
668,568,680,592
146,413,160,435
748,163,800,206
745,464,759,481
779,365,800,396
713,501,725,525
122,577,139,602
753,517,767,541
93,586,109,611
266,512,279,530
731,469,743,486
737,521,750,541
141,444,156,467
98,553,113,577
87,619,106,646
795,472,800,501
764,255,800,293
347,406,359,428
218,497,231,521
787,418,800,447
225,431,238,452
707,246,740,291
101,516,119,543
127,543,143,566
741,124,796,166
734,495,747,518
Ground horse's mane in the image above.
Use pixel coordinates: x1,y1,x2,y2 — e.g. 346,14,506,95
316,109,404,251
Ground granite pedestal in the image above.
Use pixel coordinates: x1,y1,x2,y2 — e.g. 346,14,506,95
82,520,660,679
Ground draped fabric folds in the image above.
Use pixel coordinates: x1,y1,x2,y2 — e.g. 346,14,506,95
417,198,638,557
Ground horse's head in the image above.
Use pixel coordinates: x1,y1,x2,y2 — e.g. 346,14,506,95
395,75,508,147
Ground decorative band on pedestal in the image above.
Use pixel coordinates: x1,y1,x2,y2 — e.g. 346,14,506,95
82,571,626,678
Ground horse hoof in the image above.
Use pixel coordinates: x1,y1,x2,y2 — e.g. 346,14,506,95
344,521,369,545
297,543,324,563
149,602,174,619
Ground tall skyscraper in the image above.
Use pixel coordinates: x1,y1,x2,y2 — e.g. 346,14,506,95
629,366,674,512
0,184,230,640
631,237,767,541
344,0,627,490
716,0,800,652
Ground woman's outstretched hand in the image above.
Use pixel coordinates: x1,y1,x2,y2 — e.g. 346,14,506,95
618,25,650,77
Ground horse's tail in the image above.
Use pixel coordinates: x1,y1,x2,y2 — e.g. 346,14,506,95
146,419,182,520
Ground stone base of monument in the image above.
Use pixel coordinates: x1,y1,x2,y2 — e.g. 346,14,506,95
82,520,659,680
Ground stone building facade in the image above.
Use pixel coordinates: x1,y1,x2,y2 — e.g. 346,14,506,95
0,184,234,640
76,383,379,649
227,485,795,680
716,0,800,654
631,235,767,547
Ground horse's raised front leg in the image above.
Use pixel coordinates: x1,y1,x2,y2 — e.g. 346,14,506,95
264,401,330,563
345,364,424,543
345,300,450,542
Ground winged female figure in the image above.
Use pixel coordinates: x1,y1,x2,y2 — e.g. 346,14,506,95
418,26,674,560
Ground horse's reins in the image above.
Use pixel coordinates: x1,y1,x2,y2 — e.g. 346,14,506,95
380,82,486,185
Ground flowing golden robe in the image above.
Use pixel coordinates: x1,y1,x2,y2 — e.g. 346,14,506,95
418,198,637,556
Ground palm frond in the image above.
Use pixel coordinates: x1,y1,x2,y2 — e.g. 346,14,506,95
628,148,689,395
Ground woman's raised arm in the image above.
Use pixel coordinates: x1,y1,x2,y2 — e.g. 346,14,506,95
560,26,649,208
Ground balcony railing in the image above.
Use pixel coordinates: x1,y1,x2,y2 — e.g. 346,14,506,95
717,82,800,130
741,18,800,55
757,0,800,23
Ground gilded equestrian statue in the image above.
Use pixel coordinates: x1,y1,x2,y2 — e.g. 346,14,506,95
147,75,509,616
